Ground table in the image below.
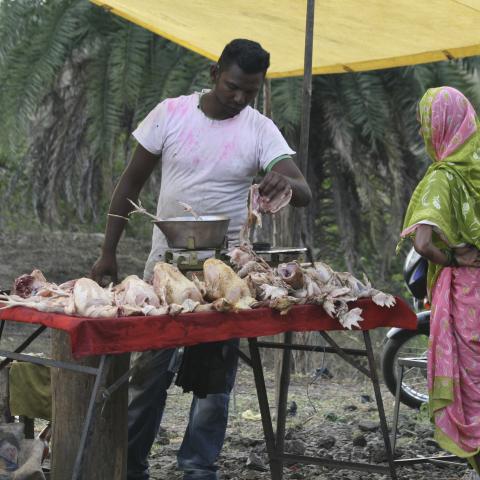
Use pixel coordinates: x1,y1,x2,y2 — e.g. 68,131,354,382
0,297,416,479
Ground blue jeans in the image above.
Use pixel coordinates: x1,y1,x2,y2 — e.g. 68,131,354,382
127,340,239,480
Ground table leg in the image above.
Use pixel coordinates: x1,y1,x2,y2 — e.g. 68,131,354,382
0,325,47,370
391,362,404,453
0,320,5,341
71,355,111,480
275,331,293,480
248,338,281,479
363,332,397,480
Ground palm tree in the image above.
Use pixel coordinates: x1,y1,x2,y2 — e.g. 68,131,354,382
0,0,210,226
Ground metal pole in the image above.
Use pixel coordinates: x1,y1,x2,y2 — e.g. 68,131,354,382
248,338,281,479
298,0,315,178
363,332,398,480
275,331,293,480
263,78,272,119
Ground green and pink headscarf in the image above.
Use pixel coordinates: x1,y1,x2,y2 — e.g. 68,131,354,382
400,86,480,291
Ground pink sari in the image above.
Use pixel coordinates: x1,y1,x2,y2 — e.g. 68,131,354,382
429,266,480,463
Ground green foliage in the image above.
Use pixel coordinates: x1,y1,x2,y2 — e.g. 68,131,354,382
307,61,480,292
0,0,211,230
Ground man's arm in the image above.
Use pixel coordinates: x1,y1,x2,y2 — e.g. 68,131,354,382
258,157,312,207
91,144,160,284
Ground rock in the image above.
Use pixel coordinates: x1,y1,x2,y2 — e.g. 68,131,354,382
240,437,264,448
358,420,380,432
287,400,298,417
245,470,263,479
352,433,367,447
285,439,307,456
371,445,388,463
155,426,170,445
285,427,297,440
314,366,333,379
324,412,339,421
246,452,268,471
289,472,304,479
316,435,336,450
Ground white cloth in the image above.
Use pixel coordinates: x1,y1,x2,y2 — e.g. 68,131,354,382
132,92,295,280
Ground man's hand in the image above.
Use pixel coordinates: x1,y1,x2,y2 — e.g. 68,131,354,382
258,170,291,204
90,253,118,286
453,245,480,267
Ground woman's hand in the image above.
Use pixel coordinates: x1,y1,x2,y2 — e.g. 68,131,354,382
453,246,480,267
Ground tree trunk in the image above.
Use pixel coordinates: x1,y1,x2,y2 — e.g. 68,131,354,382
51,330,129,480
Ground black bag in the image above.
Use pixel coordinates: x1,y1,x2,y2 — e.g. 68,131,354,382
175,342,228,398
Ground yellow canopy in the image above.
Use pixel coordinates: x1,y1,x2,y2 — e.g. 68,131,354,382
90,0,480,78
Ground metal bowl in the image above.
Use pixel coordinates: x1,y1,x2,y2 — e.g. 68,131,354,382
154,215,230,249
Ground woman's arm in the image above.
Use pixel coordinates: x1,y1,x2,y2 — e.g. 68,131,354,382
413,224,452,266
413,224,480,267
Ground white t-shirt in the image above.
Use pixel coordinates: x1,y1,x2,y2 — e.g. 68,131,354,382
132,92,295,280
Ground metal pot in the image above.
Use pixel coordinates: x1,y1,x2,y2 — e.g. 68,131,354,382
154,215,230,249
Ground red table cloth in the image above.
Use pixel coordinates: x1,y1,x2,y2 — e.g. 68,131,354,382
0,297,416,358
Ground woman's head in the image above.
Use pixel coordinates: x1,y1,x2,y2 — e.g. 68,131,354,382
418,86,477,162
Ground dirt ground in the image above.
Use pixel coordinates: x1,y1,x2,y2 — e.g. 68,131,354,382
148,365,467,480
0,231,471,480
0,230,152,288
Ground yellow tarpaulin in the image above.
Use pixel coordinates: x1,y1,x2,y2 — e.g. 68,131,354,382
90,0,480,78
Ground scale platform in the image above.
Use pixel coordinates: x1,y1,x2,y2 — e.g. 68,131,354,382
164,243,311,272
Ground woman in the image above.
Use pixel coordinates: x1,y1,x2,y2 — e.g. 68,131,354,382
400,86,480,478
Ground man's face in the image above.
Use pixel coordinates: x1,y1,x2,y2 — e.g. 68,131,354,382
211,63,265,115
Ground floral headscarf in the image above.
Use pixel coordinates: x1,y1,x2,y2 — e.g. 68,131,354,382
400,86,480,292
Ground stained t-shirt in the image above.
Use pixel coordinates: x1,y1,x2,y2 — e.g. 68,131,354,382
132,92,295,280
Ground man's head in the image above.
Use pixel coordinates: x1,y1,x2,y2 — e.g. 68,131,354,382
217,39,270,75
210,39,270,115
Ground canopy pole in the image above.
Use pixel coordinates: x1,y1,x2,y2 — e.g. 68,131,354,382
298,0,315,178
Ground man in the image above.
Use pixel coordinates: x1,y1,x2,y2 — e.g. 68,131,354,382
91,38,311,480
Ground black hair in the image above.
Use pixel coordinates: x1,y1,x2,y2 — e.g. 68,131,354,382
217,39,270,74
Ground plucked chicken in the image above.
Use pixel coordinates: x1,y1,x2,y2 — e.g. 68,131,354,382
152,262,204,313
203,258,256,311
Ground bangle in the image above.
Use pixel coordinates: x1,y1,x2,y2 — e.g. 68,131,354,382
451,252,459,267
444,249,458,267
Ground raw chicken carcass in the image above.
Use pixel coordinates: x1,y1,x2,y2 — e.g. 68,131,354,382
153,263,204,312
113,275,168,316
65,278,118,318
251,183,292,214
12,270,48,298
277,262,304,290
0,293,70,314
203,258,256,310
11,270,71,299
240,184,292,243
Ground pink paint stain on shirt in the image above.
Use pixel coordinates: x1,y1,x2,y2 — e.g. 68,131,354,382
219,139,235,161
167,97,189,119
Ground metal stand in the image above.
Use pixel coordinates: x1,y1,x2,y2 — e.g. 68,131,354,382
247,331,398,479
0,319,112,480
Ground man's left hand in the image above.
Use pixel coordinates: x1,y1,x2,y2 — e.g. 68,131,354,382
258,171,291,203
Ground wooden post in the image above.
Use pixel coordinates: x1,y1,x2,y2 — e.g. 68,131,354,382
298,0,315,178
50,331,130,480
